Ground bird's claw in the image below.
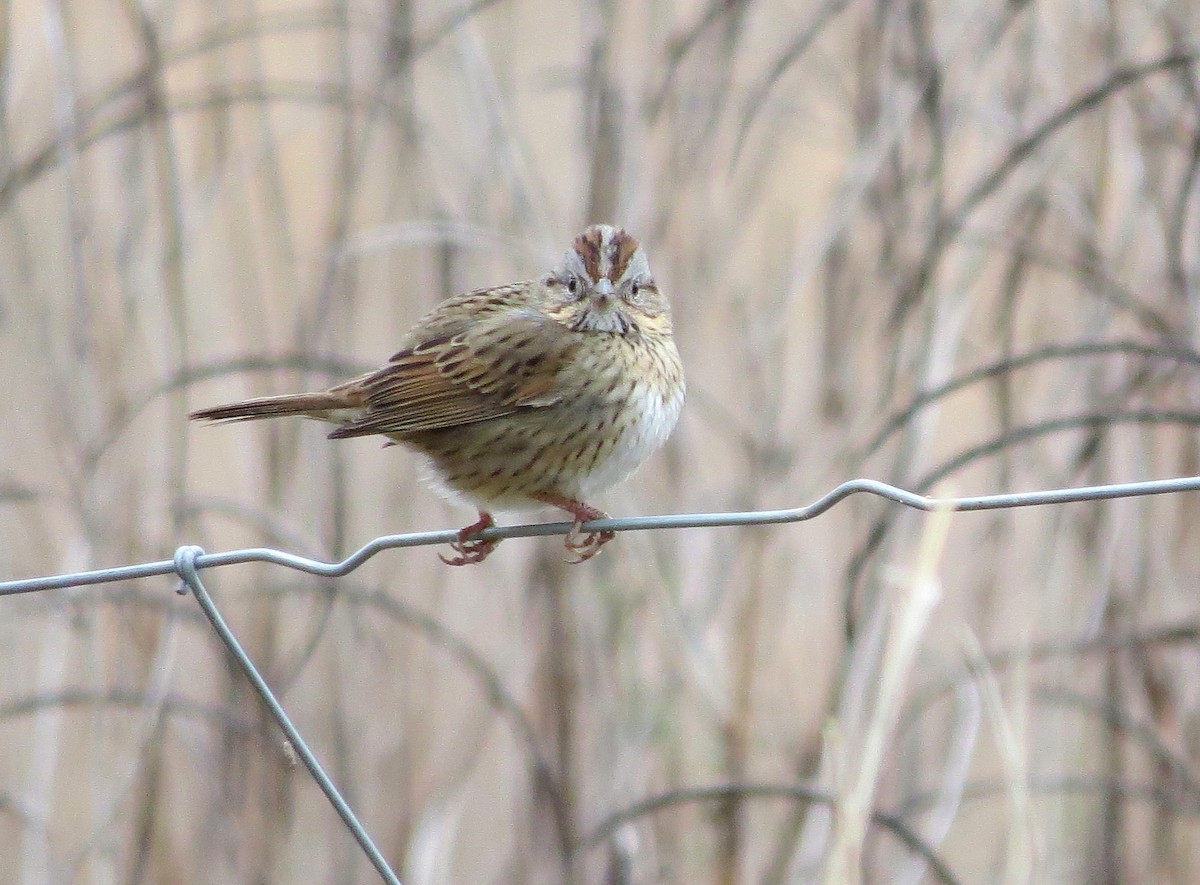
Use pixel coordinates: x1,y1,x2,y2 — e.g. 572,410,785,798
440,512,499,566
563,523,614,563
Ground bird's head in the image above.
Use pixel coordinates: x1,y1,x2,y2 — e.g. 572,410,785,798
545,225,670,336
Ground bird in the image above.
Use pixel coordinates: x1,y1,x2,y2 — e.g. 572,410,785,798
190,224,685,565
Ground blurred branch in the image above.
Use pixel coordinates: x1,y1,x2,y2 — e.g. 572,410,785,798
0,81,413,210
897,775,1200,819
0,688,254,733
82,355,371,471
581,783,961,885
648,0,750,118
414,0,510,55
848,411,1200,617
860,340,1200,461
730,0,852,163
896,50,1198,323
916,411,1200,490
897,622,1200,755
962,230,1182,340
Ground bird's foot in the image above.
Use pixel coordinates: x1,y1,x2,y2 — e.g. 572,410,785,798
533,494,614,563
440,512,499,566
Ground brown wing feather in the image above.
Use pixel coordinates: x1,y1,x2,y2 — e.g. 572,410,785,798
328,308,576,439
190,387,365,422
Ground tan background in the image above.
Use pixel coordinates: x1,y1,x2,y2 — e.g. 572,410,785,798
2,0,1200,882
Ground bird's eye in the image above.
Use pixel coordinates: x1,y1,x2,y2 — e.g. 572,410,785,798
566,277,579,295
631,282,640,296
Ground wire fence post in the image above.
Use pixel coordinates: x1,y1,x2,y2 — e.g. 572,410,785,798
3,475,1200,883
172,546,403,885
7,474,1200,597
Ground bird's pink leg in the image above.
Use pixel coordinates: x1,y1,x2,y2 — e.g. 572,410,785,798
533,493,615,563
440,511,499,566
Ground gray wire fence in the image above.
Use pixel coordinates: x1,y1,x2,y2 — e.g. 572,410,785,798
6,474,1200,885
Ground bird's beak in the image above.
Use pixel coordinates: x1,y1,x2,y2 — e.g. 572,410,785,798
593,278,614,300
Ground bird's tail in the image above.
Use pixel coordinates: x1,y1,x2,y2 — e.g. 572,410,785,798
190,388,362,424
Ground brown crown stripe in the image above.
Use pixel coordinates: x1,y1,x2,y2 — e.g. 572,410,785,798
609,229,639,281
573,228,603,281
573,226,641,282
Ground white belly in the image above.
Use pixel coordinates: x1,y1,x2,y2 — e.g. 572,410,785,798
578,380,685,497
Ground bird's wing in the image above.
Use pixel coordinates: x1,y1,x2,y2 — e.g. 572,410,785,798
327,307,577,438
